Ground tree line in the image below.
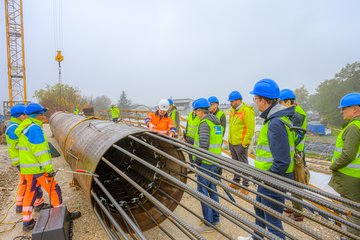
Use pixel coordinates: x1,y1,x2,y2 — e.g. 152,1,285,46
34,85,132,116
34,61,360,126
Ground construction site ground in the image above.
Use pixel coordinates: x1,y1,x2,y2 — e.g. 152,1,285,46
0,124,340,239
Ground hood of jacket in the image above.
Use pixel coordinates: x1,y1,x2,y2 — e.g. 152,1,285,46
203,113,221,125
261,103,295,123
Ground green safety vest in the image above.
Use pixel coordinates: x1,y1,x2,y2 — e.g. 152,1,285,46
332,120,360,178
295,105,307,152
5,117,22,167
215,109,225,122
255,116,295,173
170,108,178,128
194,118,223,165
18,118,53,174
74,107,79,115
186,112,201,139
111,107,120,118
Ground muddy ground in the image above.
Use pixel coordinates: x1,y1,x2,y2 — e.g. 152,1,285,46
0,124,340,240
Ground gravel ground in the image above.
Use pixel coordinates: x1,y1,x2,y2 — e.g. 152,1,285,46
0,124,341,240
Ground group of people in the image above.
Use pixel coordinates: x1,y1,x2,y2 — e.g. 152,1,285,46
5,103,63,231
145,78,360,239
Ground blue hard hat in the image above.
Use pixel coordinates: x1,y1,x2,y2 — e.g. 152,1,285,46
10,104,26,118
193,98,210,110
208,96,219,104
249,78,280,99
227,91,242,101
25,103,47,115
279,89,296,101
168,98,174,105
338,92,360,108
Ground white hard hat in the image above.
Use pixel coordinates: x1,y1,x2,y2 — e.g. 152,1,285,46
158,99,170,111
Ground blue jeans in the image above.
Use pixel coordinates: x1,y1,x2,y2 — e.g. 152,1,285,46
197,163,221,225
253,185,285,240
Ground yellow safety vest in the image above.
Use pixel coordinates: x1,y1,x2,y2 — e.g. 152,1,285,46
332,120,360,178
5,117,22,166
194,118,223,165
18,118,53,174
255,116,295,173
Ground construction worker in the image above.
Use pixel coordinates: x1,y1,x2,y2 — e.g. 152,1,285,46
193,98,223,233
5,105,46,214
168,99,180,135
208,96,226,134
110,104,120,123
73,106,79,115
329,92,360,237
227,90,255,195
184,100,201,164
145,99,176,137
279,88,307,221
18,103,63,231
239,79,296,240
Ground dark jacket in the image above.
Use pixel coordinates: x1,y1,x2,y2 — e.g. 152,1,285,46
291,111,305,128
329,115,360,202
260,104,295,176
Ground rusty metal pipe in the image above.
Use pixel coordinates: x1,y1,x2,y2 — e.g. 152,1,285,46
49,112,187,233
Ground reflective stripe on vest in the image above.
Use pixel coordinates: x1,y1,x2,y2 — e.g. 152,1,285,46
194,118,223,165
5,123,20,166
186,112,200,139
255,116,295,173
332,120,360,178
18,122,53,174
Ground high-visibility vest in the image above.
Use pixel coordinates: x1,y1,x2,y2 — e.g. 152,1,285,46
229,103,255,146
332,120,360,178
18,118,53,174
74,107,79,115
186,112,200,140
255,116,295,173
194,118,223,165
169,108,178,128
215,109,225,122
5,117,22,166
295,105,307,151
111,107,120,118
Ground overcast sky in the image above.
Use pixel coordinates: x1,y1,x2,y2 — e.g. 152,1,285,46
0,0,359,109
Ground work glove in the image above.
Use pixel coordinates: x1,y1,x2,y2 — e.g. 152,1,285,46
47,171,56,177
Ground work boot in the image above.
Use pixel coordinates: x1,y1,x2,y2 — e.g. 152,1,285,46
69,211,82,220
195,224,215,233
229,183,241,190
16,206,22,214
34,203,51,212
23,219,36,232
240,188,249,195
289,213,304,222
237,236,253,240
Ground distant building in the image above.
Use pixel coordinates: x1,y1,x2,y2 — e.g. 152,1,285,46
127,104,151,112
173,98,194,115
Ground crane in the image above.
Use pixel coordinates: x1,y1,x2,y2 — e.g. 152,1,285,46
4,0,27,111
3,0,63,116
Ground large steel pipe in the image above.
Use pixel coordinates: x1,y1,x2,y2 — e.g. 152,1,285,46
49,112,187,232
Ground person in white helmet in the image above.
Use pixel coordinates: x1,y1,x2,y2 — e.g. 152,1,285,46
145,99,176,137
